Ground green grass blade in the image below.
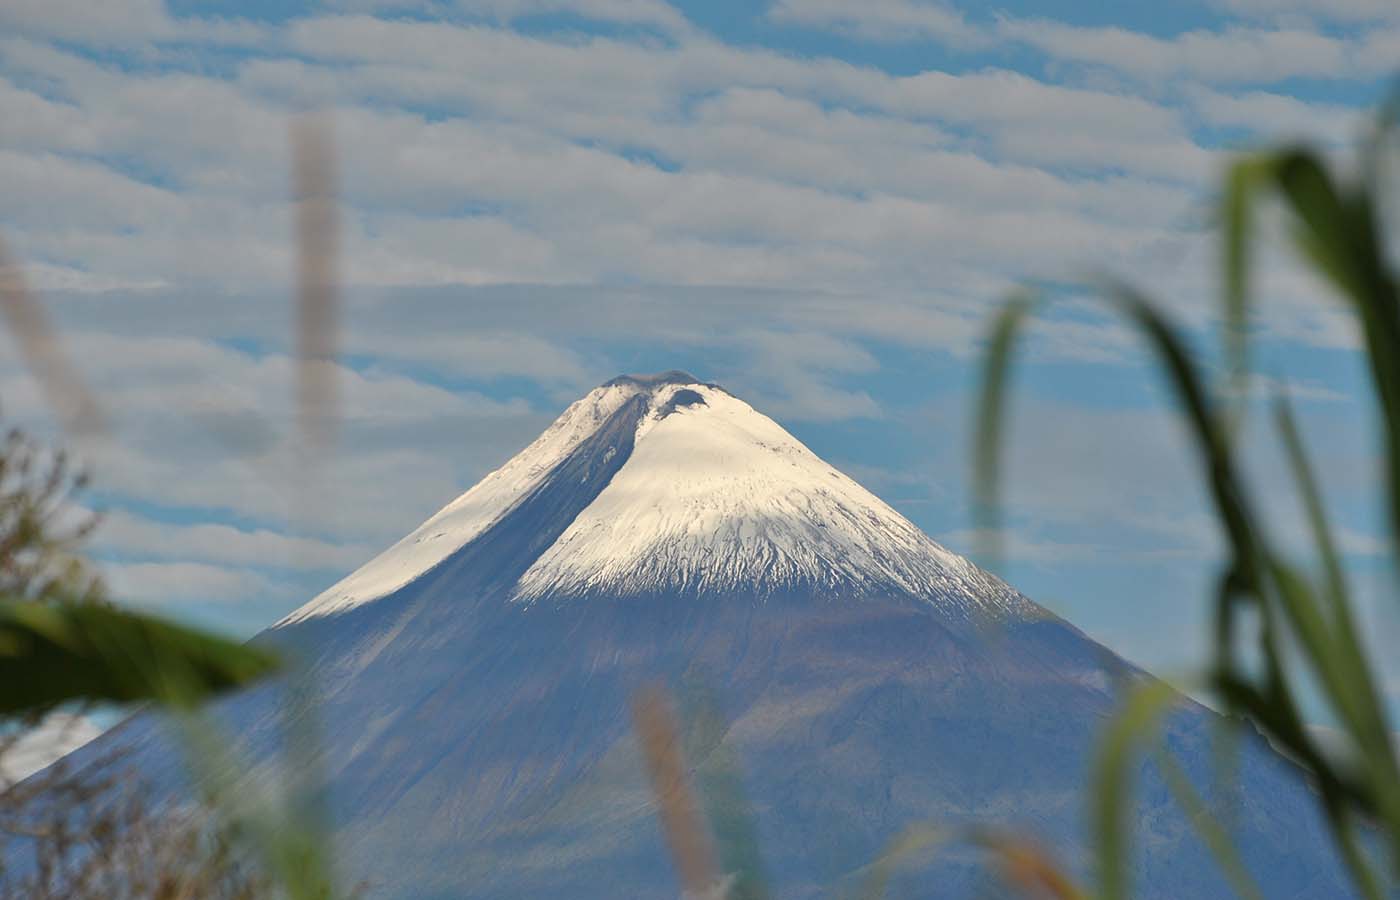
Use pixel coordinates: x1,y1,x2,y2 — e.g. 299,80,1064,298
0,601,280,713
173,708,341,900
1092,679,1177,900
1325,798,1387,900
1273,397,1349,608
971,289,1039,568
1221,157,1269,431
1269,151,1386,309
1094,281,1262,571
1151,743,1263,900
1267,150,1400,546
1272,397,1399,795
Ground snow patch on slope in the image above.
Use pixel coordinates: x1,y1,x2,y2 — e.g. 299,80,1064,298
512,382,1025,615
277,378,654,624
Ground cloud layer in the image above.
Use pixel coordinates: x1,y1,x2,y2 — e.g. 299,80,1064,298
0,0,1391,709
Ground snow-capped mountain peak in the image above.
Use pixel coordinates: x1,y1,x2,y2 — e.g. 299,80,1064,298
280,372,1025,624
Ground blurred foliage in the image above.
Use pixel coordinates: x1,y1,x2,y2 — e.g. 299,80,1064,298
0,428,101,606
0,602,279,715
0,114,348,899
0,418,346,900
1,746,273,900
0,422,282,898
975,113,1400,897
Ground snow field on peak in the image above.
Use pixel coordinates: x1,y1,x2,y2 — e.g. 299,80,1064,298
279,373,1027,626
512,384,1021,614
276,380,651,624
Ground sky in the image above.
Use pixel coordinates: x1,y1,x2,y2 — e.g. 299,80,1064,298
2,0,1399,739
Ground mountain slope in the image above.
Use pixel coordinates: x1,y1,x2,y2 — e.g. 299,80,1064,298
41,371,1352,898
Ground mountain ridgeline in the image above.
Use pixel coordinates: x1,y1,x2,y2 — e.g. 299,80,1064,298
58,372,1351,897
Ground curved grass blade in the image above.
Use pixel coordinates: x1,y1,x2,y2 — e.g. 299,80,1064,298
979,833,1086,900
0,601,279,714
0,237,105,436
854,824,951,900
855,824,1086,900
173,705,341,900
291,113,342,453
1150,742,1263,900
1268,151,1400,547
631,684,720,897
1092,679,1177,900
972,289,1039,569
1273,397,1399,809
1221,156,1270,431
1093,281,1258,562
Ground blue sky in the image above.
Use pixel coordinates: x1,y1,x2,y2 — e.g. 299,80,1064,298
2,0,1399,730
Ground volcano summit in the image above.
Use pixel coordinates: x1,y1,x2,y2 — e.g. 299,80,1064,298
58,372,1350,898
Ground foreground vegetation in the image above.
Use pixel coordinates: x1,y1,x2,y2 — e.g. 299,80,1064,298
976,114,1400,896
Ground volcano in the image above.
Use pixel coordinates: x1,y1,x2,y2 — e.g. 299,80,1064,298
56,372,1351,897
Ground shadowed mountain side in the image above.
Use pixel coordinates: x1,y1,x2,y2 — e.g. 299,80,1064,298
57,585,1348,899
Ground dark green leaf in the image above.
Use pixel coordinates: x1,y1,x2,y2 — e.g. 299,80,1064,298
0,601,279,714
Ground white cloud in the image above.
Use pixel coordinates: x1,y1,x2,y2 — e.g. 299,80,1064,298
998,18,1353,84
0,331,545,547
343,331,594,383
1,713,105,784
0,150,184,230
0,0,174,45
277,16,1193,172
103,560,277,606
936,527,1104,564
768,0,985,46
94,509,375,572
0,21,1197,307
453,0,692,34
0,333,533,428
1186,87,1364,142
1209,0,1400,23
728,330,884,422
0,0,271,48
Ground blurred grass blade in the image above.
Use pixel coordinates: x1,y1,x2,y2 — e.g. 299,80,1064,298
978,833,1086,900
972,289,1039,568
0,236,104,436
698,747,769,900
1272,151,1373,302
0,601,279,713
855,824,950,900
1273,396,1348,609
1221,157,1268,430
1264,555,1400,843
1094,280,1266,584
173,705,340,900
1272,396,1399,805
1150,743,1263,900
857,826,1086,900
980,114,1400,900
1092,679,1176,900
281,668,334,893
631,684,720,897
291,113,341,451
1323,798,1387,900
1207,715,1243,861
1269,150,1400,546
680,684,770,900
